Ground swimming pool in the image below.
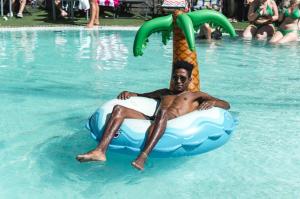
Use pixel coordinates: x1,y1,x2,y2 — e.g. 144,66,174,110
0,28,299,198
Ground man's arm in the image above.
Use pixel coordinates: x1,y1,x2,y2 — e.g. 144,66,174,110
193,91,230,110
117,89,170,100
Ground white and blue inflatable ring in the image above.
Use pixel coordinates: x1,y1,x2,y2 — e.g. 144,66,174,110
87,97,237,157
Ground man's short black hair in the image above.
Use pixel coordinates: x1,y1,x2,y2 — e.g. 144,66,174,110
173,61,193,77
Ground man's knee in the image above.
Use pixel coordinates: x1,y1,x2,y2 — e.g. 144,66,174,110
111,105,126,118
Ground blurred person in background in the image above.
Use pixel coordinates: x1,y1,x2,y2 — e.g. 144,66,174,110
11,0,27,18
195,0,223,40
270,0,300,43
243,0,279,39
54,0,68,17
86,0,99,28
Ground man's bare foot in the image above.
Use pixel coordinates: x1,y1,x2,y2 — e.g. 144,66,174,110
131,152,148,170
94,21,100,26
131,160,145,170
76,150,106,162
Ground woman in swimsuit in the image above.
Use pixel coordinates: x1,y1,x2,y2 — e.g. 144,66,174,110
243,0,279,39
270,0,300,43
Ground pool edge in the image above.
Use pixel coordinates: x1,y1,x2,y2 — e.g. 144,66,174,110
0,26,140,32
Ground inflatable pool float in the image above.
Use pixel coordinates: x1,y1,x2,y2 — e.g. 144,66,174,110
86,10,237,158
87,97,237,157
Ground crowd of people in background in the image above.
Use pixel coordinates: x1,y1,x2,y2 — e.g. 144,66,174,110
196,0,299,43
242,0,300,43
1,0,299,42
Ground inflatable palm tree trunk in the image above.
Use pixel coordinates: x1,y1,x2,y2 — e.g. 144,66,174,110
172,10,199,92
133,9,236,92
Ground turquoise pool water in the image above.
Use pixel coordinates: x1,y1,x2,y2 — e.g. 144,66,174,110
0,29,299,198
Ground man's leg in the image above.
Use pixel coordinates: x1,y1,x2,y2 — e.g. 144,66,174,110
132,109,172,170
76,105,147,162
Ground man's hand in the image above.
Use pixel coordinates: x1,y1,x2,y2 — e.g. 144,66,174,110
117,91,138,100
198,100,216,110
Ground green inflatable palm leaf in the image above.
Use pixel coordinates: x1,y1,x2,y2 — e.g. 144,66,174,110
133,10,236,56
133,15,173,56
162,31,171,45
186,10,237,36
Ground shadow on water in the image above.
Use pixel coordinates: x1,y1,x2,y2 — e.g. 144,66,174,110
31,127,191,188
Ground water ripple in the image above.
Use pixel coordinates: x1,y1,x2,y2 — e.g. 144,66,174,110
0,30,300,198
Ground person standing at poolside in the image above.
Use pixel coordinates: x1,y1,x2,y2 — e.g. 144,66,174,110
87,0,100,28
243,0,279,39
270,0,300,43
11,0,27,18
76,61,230,170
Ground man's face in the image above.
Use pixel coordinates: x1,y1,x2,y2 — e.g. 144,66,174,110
172,68,191,92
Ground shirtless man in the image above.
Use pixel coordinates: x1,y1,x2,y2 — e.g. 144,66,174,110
76,61,230,170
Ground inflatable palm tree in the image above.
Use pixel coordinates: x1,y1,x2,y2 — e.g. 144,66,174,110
133,10,236,92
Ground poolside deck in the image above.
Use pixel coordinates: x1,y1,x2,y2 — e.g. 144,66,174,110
0,8,248,31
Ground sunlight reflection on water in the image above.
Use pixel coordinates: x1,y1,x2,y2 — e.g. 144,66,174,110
0,30,299,198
